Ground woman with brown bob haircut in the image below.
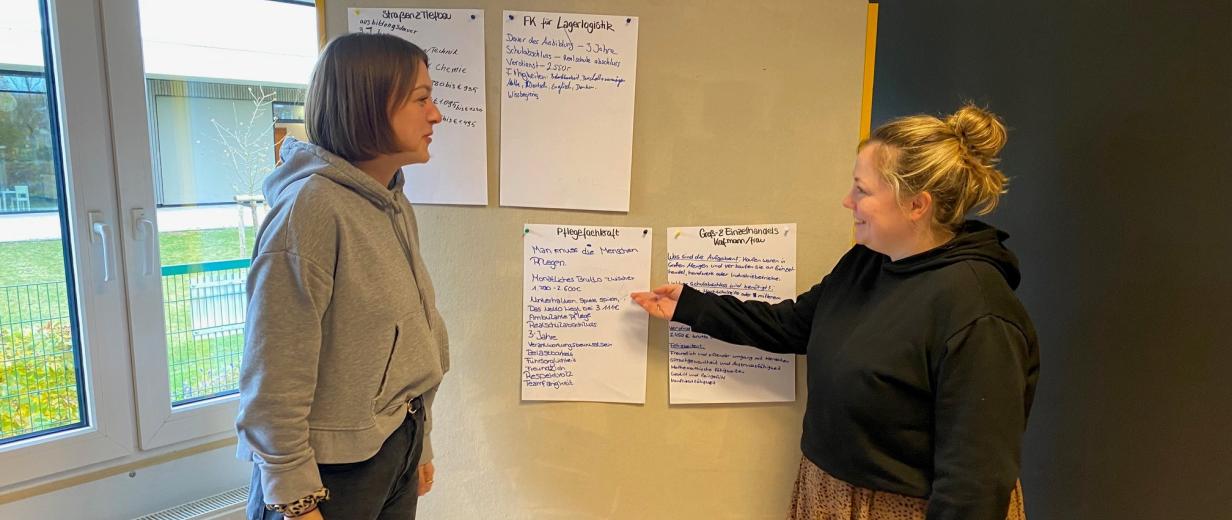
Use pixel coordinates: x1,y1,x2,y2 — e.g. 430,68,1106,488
237,33,448,520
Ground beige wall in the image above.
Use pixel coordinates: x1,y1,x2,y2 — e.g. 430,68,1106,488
325,1,867,517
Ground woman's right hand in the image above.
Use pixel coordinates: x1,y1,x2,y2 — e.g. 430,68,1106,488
630,284,683,321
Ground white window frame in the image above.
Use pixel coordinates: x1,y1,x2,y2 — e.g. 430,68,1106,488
0,0,138,488
1,0,319,490
99,0,242,451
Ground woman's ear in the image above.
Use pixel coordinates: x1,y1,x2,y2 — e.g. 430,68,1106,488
908,191,933,222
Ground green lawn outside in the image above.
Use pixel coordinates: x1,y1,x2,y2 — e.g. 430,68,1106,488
0,227,254,285
0,227,255,441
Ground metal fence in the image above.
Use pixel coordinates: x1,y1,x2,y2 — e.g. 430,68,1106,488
0,280,80,442
161,259,251,405
0,258,252,442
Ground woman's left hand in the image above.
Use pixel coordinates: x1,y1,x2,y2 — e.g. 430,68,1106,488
630,284,683,321
417,462,435,496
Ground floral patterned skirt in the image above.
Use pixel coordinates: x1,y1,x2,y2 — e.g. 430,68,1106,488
787,456,1026,520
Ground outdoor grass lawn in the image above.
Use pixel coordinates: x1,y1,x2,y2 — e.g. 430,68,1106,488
0,227,255,285
0,228,255,440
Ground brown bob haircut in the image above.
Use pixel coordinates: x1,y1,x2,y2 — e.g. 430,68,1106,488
305,33,430,162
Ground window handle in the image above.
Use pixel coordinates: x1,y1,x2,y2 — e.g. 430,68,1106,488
89,211,114,283
132,208,157,276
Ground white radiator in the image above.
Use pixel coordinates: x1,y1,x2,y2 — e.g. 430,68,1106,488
133,486,248,520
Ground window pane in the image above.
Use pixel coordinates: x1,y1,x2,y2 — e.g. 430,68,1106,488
136,0,316,406
0,0,87,444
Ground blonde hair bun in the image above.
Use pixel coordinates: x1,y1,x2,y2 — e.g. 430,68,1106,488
946,103,1008,162
866,104,1011,229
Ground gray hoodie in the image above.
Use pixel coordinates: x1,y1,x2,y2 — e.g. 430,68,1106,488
235,137,449,505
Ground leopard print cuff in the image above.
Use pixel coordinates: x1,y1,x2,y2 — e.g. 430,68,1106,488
265,487,330,517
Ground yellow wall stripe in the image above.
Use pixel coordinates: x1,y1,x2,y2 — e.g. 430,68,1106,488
316,0,328,51
859,3,879,141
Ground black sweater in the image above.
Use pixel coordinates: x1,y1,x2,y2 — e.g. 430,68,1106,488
673,221,1039,520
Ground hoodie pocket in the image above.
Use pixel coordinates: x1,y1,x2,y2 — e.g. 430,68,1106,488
374,323,401,402
371,313,431,414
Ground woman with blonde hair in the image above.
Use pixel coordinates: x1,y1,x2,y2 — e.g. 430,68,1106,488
633,105,1037,519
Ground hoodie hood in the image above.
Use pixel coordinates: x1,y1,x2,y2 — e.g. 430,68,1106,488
882,220,1022,289
264,137,428,317
265,136,404,210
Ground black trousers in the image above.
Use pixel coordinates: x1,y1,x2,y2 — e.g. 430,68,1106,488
247,398,425,520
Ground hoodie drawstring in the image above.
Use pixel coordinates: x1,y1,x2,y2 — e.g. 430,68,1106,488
387,203,433,330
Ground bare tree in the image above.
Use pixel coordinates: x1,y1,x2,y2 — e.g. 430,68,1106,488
210,87,281,252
